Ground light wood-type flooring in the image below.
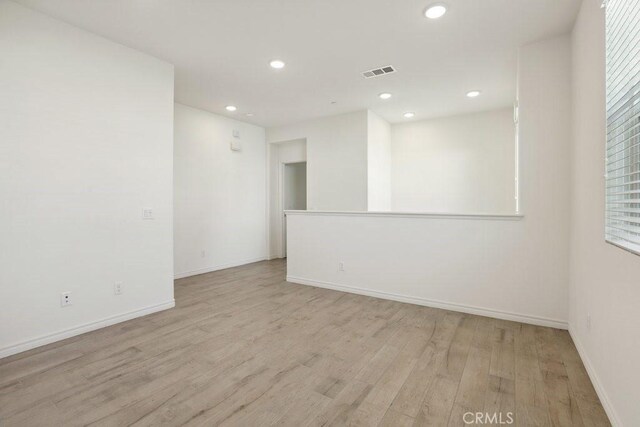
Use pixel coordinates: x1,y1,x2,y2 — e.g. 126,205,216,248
0,259,610,426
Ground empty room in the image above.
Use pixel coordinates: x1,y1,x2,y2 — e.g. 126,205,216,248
1,0,639,425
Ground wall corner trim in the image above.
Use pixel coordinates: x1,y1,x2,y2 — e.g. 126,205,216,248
568,326,621,427
0,300,175,359
286,276,567,330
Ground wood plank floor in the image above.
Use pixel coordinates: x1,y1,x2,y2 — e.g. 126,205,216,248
0,260,610,426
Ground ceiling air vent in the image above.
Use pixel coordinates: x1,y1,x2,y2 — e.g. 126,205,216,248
361,65,396,79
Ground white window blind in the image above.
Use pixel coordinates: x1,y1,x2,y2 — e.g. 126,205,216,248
605,0,640,254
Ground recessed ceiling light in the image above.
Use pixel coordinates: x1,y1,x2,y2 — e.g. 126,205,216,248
379,92,392,100
466,90,481,98
225,105,237,112
269,60,285,69
246,113,254,117
425,3,447,19
403,112,415,118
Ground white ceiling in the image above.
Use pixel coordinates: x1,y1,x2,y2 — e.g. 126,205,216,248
16,0,582,127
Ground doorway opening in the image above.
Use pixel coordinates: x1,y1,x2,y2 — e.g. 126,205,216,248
282,161,307,257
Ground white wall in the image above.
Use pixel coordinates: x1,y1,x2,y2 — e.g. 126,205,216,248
268,139,307,258
0,1,175,357
516,34,573,321
267,111,369,211
173,103,267,279
269,108,515,215
286,211,567,328
391,108,516,213
570,1,640,424
367,111,391,211
285,34,572,330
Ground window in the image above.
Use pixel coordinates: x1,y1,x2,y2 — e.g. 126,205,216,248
605,0,640,254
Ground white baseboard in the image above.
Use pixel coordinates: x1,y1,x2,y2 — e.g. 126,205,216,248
0,300,175,359
568,326,620,427
286,276,568,330
174,257,267,279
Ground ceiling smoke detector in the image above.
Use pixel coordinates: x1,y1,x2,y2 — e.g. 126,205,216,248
362,65,396,79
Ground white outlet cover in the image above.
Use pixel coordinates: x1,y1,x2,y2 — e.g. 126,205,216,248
232,129,240,138
60,292,72,307
114,282,123,295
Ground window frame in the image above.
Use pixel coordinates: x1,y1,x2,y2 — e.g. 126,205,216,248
604,0,640,256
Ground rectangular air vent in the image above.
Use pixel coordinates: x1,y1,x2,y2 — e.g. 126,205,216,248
361,65,396,79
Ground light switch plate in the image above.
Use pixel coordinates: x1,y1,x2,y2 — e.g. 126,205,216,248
142,208,154,220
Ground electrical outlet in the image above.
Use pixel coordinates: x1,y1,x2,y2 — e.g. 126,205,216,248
114,282,123,295
338,262,345,272
586,314,591,331
60,292,72,307
201,250,206,258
